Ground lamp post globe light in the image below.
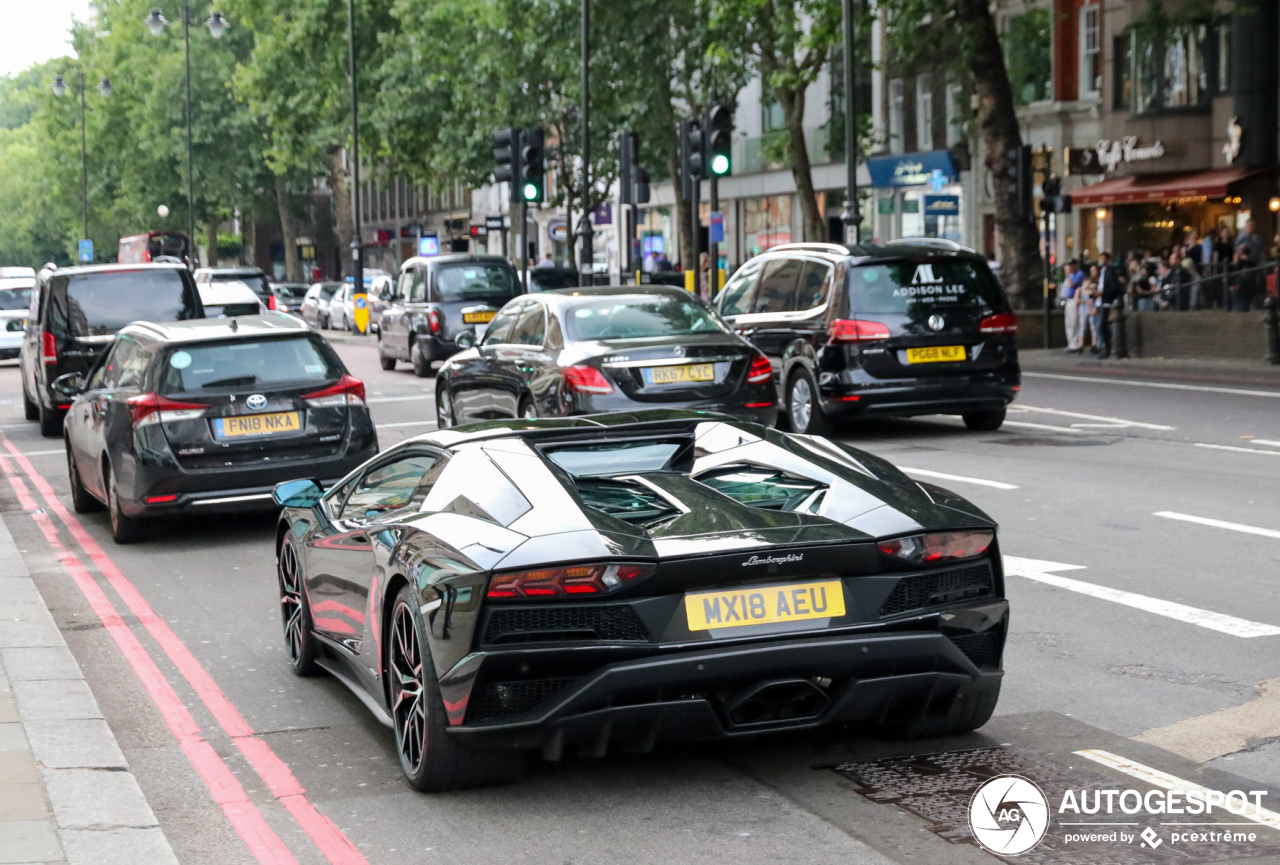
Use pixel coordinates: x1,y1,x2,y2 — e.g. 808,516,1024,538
158,204,170,219
53,68,111,258
144,5,230,268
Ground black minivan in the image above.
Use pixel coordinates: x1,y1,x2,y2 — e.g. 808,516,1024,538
377,254,521,376
21,264,205,437
716,240,1019,434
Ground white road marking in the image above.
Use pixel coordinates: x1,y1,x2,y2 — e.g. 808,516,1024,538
1017,405,1175,431
376,420,439,429
1154,511,1280,541
1023,371,1280,399
900,467,1018,490
20,449,65,457
366,394,433,403
1003,420,1086,434
1003,556,1280,638
1074,750,1280,832
1247,439,1280,448
1193,442,1280,456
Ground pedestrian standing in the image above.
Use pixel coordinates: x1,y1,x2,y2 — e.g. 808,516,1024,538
1230,218,1263,311
1060,259,1084,352
1093,251,1126,358
1079,267,1099,351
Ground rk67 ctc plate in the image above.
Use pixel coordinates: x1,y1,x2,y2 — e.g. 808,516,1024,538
645,363,714,385
906,345,965,363
213,411,301,439
685,580,845,631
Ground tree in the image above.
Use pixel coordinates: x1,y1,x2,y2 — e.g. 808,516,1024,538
877,0,1043,306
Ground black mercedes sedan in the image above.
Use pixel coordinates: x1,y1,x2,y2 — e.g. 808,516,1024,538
59,313,378,543
272,411,1006,791
435,286,777,428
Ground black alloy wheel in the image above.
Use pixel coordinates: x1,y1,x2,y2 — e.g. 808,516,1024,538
38,402,62,438
962,408,1006,431
278,537,320,676
411,338,435,377
66,446,100,514
105,465,146,544
435,387,456,428
518,395,537,420
387,585,524,792
378,332,397,370
787,368,834,436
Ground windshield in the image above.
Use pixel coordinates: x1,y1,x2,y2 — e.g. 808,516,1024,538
158,337,343,394
274,284,309,299
316,283,341,300
212,272,270,296
54,271,198,337
436,263,517,302
565,296,727,341
0,287,31,310
545,441,681,477
849,261,1006,313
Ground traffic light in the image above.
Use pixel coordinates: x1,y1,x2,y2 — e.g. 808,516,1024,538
620,131,638,205
1040,176,1073,214
684,119,705,183
520,127,544,203
493,127,522,202
634,167,650,204
1007,144,1032,220
706,104,732,177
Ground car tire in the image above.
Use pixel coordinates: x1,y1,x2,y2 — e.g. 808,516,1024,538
380,353,397,371
105,465,147,544
38,403,63,438
786,368,834,436
962,408,1006,431
411,339,435,378
67,447,101,514
436,387,456,429
387,584,525,792
517,395,537,420
22,385,38,421
278,535,321,677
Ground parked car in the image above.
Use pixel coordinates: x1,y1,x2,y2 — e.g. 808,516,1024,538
0,276,34,360
59,313,378,543
21,264,205,437
436,286,776,428
330,283,355,331
271,283,311,315
194,267,273,309
715,240,1020,434
378,254,521,376
300,281,343,329
197,280,267,318
271,411,1006,791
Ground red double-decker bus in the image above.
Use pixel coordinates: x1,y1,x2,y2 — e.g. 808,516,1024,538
118,231,190,265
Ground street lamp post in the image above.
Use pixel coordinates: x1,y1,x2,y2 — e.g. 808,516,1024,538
347,0,362,299
579,0,591,286
145,5,228,268
839,0,862,244
53,72,111,260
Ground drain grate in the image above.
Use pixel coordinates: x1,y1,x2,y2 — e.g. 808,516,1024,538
833,746,1272,863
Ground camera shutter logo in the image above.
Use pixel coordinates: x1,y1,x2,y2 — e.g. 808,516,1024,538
246,394,268,411
968,775,1050,856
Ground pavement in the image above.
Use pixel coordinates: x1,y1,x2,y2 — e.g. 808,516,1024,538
0,340,1278,864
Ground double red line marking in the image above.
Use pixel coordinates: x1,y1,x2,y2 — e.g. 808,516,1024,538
0,438,368,865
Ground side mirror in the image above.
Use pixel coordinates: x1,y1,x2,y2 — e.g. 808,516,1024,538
51,372,84,398
455,330,476,349
273,478,323,509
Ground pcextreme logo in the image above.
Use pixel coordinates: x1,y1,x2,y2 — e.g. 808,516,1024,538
969,775,1051,856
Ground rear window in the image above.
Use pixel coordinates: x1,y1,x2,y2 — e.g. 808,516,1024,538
565,296,727,341
436,263,518,303
52,270,200,336
0,287,31,310
212,273,271,297
274,284,309,298
204,302,261,318
157,336,343,394
317,283,340,300
849,261,1005,314
546,441,681,477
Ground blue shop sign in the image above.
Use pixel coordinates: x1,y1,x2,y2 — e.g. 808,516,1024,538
922,195,961,216
867,150,957,188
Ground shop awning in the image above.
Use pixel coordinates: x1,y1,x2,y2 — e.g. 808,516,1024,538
1073,167,1262,206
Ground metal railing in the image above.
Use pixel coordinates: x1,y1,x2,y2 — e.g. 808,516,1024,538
1126,259,1279,312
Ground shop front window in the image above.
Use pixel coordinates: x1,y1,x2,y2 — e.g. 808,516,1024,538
1118,22,1215,114
744,196,792,257
1163,25,1208,107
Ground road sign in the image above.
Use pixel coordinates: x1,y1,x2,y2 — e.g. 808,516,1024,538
353,292,368,334
548,221,568,242
78,239,93,262
709,211,724,243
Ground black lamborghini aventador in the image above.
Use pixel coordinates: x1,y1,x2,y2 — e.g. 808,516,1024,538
272,410,1007,791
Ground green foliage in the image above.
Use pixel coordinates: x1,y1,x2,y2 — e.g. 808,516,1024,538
1001,8,1051,106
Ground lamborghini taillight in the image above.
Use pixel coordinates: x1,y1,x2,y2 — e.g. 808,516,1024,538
486,563,655,599
878,530,994,564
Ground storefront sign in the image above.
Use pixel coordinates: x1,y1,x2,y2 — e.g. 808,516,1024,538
709,211,724,243
1223,117,1242,164
547,220,569,242
922,195,960,216
485,214,505,230
867,150,957,188
1095,137,1165,171
1066,147,1106,175
592,204,612,226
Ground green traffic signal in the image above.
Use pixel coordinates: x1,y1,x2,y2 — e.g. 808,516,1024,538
711,153,730,176
523,182,540,201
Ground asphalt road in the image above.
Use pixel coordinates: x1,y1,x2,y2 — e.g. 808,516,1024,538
3,338,1279,865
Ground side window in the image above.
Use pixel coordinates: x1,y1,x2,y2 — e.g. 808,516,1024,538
95,338,141,390
511,303,546,346
481,302,523,346
87,341,120,390
116,339,151,388
340,453,445,520
753,258,804,313
409,269,427,303
794,261,832,311
718,262,762,317
396,271,413,301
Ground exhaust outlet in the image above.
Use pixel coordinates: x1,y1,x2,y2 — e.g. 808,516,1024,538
724,678,830,727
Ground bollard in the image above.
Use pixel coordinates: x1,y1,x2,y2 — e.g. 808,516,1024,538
1265,296,1279,365
1112,300,1129,359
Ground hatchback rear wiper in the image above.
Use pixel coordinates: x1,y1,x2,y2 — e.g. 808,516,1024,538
202,375,258,388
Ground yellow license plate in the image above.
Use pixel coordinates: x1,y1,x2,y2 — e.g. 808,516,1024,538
462,310,496,324
906,345,966,364
646,363,714,385
213,411,301,439
685,580,845,631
